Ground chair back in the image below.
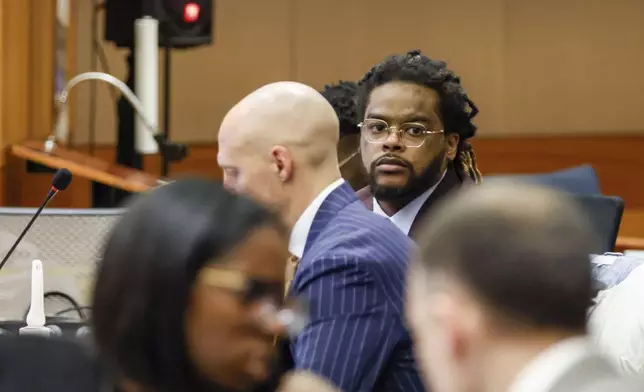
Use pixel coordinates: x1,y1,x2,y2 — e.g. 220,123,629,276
487,165,601,195
575,195,625,253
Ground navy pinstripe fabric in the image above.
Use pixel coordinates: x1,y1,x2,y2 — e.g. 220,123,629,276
288,182,426,392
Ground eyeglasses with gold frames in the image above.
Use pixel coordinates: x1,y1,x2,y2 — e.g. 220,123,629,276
199,267,309,338
358,118,443,148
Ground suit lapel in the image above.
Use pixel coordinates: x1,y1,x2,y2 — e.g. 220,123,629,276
355,186,374,210
408,169,463,238
304,182,358,255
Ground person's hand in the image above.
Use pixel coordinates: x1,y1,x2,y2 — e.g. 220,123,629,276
277,370,341,392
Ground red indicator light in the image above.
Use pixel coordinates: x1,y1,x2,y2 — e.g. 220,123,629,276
183,2,200,23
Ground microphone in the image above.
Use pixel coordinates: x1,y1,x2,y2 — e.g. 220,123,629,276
0,168,72,272
19,260,51,337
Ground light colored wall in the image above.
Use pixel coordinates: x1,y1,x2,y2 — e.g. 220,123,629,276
72,0,644,145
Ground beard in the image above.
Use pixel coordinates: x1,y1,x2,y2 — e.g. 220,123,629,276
368,149,446,207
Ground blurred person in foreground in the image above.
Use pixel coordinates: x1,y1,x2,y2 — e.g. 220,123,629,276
319,80,367,190
356,50,481,237
406,181,642,392
0,334,104,392
590,259,644,376
218,81,424,391
92,179,297,392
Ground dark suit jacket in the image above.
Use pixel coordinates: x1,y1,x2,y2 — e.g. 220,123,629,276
287,182,425,392
355,169,466,238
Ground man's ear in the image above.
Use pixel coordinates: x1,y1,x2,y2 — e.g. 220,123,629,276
429,292,474,361
449,291,483,361
445,133,460,161
271,145,293,183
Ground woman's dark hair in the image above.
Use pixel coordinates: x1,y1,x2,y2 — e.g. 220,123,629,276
91,178,285,392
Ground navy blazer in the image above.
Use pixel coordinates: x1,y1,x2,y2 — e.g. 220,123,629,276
288,182,425,392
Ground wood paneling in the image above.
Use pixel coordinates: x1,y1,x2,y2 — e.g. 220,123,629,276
472,135,644,209
4,134,644,244
12,141,162,192
29,0,56,140
3,134,643,207
72,0,644,145
0,0,57,201
3,144,222,208
0,0,33,162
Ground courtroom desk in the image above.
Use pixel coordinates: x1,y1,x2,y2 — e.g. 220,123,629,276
615,209,644,252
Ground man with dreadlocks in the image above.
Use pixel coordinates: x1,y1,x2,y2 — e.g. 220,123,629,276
320,81,367,190
356,49,482,237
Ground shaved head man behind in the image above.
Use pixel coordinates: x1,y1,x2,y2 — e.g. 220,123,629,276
407,181,641,392
218,82,341,226
218,82,426,392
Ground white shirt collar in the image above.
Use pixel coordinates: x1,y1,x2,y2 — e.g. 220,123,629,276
373,171,446,235
288,178,345,258
508,337,592,392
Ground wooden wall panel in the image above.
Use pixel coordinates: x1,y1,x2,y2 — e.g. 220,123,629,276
29,0,56,140
3,134,643,205
3,144,222,208
472,135,644,209
291,0,506,138
0,0,57,203
70,0,644,144
5,135,644,240
504,0,644,136
0,0,32,158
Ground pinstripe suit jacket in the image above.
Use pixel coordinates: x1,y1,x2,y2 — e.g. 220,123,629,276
288,182,426,392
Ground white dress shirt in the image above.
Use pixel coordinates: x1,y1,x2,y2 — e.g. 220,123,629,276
288,178,345,258
372,171,446,235
507,337,593,392
589,263,644,375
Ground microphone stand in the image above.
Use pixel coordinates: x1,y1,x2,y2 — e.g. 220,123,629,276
44,71,186,187
0,192,56,271
47,71,156,151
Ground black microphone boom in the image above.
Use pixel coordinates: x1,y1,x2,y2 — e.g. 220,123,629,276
0,168,72,272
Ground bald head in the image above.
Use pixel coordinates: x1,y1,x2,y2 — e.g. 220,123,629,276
219,81,340,167
217,82,343,222
413,180,597,330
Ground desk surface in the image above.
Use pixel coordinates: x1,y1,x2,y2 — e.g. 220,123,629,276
11,141,161,193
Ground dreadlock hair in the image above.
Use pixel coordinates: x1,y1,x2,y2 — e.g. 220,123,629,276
320,80,359,137
357,50,482,184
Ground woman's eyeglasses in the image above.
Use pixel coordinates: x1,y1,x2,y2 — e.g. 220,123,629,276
199,267,309,338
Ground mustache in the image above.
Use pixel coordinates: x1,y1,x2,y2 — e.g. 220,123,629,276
372,155,413,170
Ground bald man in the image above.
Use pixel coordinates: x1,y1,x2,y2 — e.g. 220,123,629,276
218,82,425,392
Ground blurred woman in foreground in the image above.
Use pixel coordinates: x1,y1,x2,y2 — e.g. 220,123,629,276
92,179,290,392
